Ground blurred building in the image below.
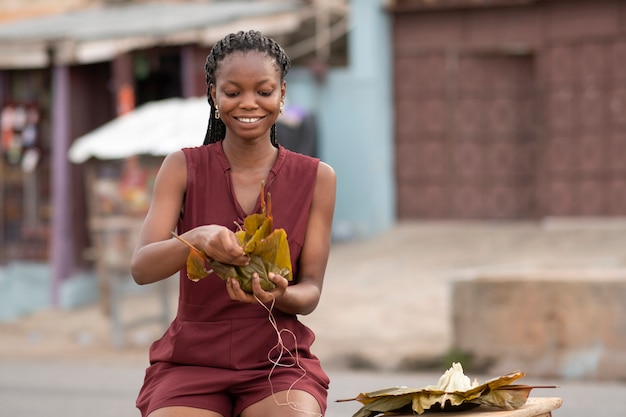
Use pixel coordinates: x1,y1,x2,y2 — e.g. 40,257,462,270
0,0,351,309
0,0,92,22
4,0,625,282
389,0,626,219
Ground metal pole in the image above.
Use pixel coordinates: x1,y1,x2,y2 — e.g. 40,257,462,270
181,45,196,98
0,72,6,263
50,63,74,305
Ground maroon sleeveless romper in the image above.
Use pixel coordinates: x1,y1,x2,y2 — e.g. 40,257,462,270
136,142,330,416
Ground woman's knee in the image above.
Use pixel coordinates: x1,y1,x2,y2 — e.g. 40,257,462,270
241,390,322,417
147,406,224,417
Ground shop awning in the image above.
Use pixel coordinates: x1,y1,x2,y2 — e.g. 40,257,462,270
68,97,210,163
0,1,301,68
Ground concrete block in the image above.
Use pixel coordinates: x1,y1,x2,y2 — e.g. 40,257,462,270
452,268,626,380
0,262,51,322
59,272,99,309
0,263,99,321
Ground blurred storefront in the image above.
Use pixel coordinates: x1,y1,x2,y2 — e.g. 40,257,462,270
0,0,345,309
0,1,348,317
1,90,50,261
67,97,206,313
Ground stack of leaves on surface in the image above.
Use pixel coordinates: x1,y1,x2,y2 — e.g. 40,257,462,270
338,362,558,416
173,181,292,293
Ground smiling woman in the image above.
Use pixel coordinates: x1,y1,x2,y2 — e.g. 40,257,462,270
130,30,337,417
209,51,285,148
203,30,291,146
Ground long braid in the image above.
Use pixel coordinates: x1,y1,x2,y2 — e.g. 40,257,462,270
203,30,291,146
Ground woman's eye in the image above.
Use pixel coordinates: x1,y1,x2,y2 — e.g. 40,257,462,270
258,91,273,97
224,91,239,97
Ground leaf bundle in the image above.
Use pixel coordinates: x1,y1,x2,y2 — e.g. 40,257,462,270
337,363,558,416
174,181,292,293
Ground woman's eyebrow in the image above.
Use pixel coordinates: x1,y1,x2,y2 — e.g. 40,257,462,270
220,78,276,87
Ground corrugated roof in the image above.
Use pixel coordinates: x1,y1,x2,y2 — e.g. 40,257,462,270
0,1,302,68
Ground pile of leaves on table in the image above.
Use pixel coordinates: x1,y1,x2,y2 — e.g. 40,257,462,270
337,362,558,416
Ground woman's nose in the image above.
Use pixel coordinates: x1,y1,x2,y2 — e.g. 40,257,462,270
239,92,258,109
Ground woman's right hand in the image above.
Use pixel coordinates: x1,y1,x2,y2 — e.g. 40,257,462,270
132,151,246,284
183,225,250,266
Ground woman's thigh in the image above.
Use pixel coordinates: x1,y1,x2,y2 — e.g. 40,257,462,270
148,406,224,417
240,389,322,417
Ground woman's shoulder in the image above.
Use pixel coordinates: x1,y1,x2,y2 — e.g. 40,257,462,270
181,143,218,156
180,143,228,164
161,149,186,169
317,160,335,179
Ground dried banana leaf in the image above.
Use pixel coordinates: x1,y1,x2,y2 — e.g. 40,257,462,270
475,384,556,410
210,255,290,293
233,182,292,277
173,181,292,293
337,363,557,416
183,240,213,282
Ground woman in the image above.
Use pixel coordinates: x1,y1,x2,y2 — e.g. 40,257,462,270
131,30,336,417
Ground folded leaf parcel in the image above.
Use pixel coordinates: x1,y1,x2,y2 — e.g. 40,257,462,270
337,362,558,416
173,181,292,293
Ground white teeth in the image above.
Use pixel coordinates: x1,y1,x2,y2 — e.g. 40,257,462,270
238,117,260,123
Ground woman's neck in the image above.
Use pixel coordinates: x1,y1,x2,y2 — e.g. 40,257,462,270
220,138,279,214
221,137,278,171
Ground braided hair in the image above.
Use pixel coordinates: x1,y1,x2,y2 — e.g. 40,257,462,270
203,30,292,146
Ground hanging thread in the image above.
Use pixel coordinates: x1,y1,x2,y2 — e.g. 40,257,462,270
255,295,323,417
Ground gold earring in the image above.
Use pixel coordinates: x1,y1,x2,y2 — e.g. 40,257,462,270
279,102,284,116
215,106,220,119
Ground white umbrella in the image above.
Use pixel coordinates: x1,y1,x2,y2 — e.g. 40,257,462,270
68,97,210,163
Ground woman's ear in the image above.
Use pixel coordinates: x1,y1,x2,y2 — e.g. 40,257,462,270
209,83,217,104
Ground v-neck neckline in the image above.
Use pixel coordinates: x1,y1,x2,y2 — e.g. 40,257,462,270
215,141,285,219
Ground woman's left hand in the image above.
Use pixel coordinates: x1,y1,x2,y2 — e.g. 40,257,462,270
226,272,289,305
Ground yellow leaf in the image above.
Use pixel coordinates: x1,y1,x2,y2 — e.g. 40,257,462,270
171,232,212,282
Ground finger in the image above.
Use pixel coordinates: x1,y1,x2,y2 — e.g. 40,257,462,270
268,272,288,289
228,278,257,303
250,274,274,303
225,278,238,299
221,233,248,264
217,243,247,266
250,273,263,294
239,253,250,266
213,228,238,249
227,278,246,299
229,231,243,247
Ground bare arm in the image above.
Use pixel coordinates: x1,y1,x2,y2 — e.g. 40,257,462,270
227,161,337,315
130,151,188,284
130,150,249,285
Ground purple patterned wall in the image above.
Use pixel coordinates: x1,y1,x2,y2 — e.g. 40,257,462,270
393,0,626,218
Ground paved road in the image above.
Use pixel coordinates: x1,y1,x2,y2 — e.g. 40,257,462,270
3,220,626,416
1,359,625,417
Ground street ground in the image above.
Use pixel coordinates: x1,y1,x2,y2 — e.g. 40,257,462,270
2,220,626,416
1,358,625,417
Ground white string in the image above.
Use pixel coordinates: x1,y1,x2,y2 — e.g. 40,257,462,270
255,294,323,417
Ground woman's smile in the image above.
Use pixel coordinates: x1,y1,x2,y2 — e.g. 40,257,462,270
235,116,264,123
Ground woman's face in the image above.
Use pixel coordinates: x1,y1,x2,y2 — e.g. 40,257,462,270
211,51,285,142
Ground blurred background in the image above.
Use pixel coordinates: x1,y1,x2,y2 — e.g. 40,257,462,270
2,0,626,416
